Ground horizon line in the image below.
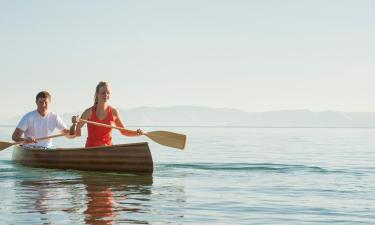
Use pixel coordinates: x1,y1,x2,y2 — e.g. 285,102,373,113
1,124,375,129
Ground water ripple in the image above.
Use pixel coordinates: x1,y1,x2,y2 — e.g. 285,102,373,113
158,162,349,174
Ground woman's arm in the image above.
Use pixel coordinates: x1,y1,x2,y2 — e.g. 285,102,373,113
112,108,144,136
74,108,92,137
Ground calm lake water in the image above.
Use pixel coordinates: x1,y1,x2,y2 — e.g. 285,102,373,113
0,126,375,224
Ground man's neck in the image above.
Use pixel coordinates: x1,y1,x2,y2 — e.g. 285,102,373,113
37,109,48,117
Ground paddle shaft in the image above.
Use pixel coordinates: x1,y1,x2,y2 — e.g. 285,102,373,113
78,118,134,133
78,118,186,149
14,133,67,144
0,133,67,151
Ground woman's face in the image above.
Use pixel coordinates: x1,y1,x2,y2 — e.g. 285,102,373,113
97,86,111,103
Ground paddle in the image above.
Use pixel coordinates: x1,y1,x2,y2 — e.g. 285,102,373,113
0,133,67,151
78,118,187,150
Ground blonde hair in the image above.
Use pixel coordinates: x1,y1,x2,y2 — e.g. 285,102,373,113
94,81,109,106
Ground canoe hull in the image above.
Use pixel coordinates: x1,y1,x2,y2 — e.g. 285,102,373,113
12,142,153,174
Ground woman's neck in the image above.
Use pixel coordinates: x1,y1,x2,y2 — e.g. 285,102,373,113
96,102,108,111
95,103,109,120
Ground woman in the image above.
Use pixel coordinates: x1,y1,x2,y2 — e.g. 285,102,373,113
74,81,143,147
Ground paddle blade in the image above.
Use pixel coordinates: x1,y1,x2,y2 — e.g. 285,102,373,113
145,131,187,150
0,141,15,151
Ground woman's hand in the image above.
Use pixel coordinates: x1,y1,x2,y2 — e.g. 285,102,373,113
72,115,80,124
136,129,144,136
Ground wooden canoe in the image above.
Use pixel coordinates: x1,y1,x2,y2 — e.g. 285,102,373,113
12,142,153,174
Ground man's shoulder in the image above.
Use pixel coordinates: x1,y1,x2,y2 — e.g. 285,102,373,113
22,110,38,119
47,111,60,119
47,111,58,116
17,110,37,127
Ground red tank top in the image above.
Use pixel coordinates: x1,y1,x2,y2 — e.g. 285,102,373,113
85,106,115,147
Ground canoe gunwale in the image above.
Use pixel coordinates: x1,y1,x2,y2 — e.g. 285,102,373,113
17,142,149,151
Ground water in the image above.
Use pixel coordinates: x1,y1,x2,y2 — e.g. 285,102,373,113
1,126,375,224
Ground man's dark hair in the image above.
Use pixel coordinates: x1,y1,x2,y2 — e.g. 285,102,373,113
36,91,51,101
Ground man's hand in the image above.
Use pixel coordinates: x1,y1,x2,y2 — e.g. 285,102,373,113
25,137,37,143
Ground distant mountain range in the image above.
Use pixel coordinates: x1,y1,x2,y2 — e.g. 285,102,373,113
2,106,375,127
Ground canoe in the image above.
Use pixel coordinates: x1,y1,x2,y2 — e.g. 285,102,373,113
12,142,153,174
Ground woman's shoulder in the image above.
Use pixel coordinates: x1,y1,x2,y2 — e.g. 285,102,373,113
110,106,119,115
81,107,94,119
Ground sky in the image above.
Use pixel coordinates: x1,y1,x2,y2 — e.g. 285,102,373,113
1,0,375,120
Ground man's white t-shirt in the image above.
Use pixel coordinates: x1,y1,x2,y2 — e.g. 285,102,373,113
16,110,67,148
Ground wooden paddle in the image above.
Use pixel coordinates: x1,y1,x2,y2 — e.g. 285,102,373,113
78,118,187,150
0,133,67,151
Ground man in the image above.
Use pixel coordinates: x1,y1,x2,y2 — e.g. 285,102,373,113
12,91,73,148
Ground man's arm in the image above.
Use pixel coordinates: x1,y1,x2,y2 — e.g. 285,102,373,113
12,128,36,143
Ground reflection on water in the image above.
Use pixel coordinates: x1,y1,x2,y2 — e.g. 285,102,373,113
16,171,154,225
81,173,152,225
3,126,375,224
84,176,117,224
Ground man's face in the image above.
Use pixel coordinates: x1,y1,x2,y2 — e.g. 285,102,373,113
36,97,50,115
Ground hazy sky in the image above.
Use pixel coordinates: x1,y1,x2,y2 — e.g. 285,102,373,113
1,0,375,120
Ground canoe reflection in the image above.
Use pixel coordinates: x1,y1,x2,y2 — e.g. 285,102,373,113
81,172,152,225
18,171,153,225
